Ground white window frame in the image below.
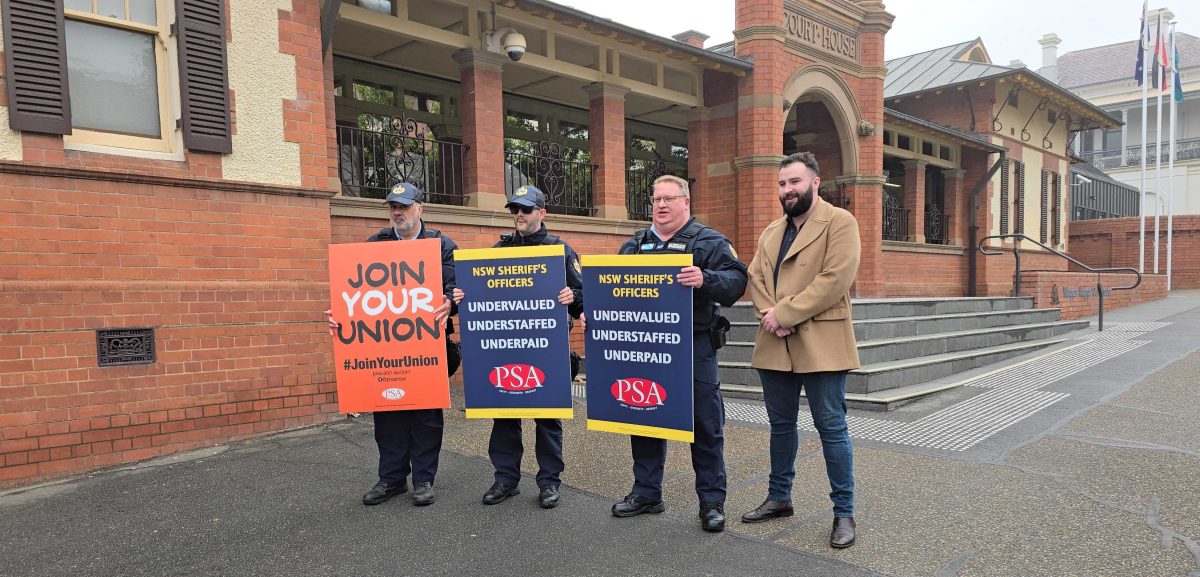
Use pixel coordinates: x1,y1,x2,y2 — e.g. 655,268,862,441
63,0,178,154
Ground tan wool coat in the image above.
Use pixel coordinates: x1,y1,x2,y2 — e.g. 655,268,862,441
748,198,861,373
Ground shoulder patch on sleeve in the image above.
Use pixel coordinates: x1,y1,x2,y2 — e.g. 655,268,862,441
727,242,739,259
572,258,582,274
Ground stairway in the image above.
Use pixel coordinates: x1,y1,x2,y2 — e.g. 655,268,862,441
717,297,1090,410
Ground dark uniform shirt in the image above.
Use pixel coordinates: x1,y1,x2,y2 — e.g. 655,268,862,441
495,223,584,319
618,218,748,333
367,222,459,333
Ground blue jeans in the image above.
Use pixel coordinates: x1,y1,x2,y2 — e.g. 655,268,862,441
758,369,854,517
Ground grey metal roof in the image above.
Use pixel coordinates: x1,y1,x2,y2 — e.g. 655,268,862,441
1045,33,1200,89
883,108,1005,152
1072,161,1137,191
708,40,735,57
884,39,1014,99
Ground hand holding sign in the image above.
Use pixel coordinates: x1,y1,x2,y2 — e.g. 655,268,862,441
329,239,450,413
676,266,704,288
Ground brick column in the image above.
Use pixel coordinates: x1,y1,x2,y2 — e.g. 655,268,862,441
851,3,891,297
902,159,927,243
944,168,967,246
586,82,630,220
835,175,885,297
453,49,507,209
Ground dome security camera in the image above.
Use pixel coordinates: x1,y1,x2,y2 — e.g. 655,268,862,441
485,27,527,62
502,30,526,61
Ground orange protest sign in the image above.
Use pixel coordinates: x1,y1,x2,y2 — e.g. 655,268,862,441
329,239,450,413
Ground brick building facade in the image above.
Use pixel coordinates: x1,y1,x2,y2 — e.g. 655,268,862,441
0,0,1125,487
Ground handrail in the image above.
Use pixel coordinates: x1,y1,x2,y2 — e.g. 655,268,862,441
978,233,1142,331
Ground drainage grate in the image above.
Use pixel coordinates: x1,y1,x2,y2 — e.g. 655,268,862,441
96,328,156,367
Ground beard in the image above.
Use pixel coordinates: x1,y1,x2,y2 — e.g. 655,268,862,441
781,185,815,218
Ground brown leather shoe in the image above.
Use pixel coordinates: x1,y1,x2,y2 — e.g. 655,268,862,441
830,516,856,549
740,499,794,523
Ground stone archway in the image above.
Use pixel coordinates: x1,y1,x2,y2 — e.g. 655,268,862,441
781,64,862,179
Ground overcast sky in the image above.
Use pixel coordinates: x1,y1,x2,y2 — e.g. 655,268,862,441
557,0,1197,69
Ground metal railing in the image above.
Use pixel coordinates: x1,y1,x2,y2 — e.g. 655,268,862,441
1079,137,1200,170
505,140,596,216
925,204,950,245
336,122,467,205
882,193,909,241
978,233,1142,331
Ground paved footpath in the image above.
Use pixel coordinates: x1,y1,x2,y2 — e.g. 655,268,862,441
2,292,1199,577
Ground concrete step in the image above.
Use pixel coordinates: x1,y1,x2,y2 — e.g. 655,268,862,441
716,319,1088,365
717,336,1071,395
853,309,1064,341
854,319,1090,364
727,308,1066,343
847,297,1033,320
722,297,1034,324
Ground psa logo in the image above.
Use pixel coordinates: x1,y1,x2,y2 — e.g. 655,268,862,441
490,364,545,395
381,388,405,400
610,378,666,410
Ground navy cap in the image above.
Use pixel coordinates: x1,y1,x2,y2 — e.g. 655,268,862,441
506,185,545,209
384,182,424,205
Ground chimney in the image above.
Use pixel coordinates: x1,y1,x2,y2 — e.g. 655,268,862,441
672,30,709,49
1148,8,1175,26
1009,59,1026,68
1039,33,1062,82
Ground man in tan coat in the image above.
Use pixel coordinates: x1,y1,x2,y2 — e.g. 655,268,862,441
740,152,861,549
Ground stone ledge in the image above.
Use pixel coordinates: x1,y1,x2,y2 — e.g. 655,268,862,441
882,240,965,255
330,195,645,236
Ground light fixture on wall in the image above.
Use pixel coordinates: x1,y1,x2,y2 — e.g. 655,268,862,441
881,169,901,188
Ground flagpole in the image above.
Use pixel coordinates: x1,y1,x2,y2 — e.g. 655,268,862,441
1139,12,1148,274
1153,13,1163,275
1167,22,1177,291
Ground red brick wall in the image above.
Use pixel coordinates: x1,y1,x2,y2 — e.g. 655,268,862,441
879,249,968,296
1019,271,1167,320
0,174,336,486
1068,216,1200,289
0,0,337,487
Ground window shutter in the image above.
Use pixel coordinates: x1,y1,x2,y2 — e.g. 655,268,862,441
1,0,71,134
1052,173,1062,246
175,0,231,153
1015,161,1025,234
999,159,1009,234
1040,169,1049,243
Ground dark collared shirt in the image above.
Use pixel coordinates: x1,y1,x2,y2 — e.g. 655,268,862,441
774,219,802,288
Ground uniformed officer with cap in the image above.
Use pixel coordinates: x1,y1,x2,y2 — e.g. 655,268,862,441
453,185,583,509
325,182,458,507
595,174,748,532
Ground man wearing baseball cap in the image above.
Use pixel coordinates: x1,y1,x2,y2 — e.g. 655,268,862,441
325,182,459,507
452,185,583,509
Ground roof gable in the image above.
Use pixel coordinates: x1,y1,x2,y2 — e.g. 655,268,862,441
885,39,1013,98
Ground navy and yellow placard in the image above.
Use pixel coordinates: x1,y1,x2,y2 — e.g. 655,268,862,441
454,245,573,419
582,254,694,443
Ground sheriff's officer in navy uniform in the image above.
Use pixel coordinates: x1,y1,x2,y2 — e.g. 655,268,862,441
453,185,584,509
600,175,748,532
326,183,458,507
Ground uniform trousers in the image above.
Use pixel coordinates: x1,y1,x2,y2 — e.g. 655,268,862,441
374,408,443,485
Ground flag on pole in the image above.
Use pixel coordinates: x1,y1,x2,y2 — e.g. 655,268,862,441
1135,0,1148,85
1151,13,1165,90
1173,29,1184,102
